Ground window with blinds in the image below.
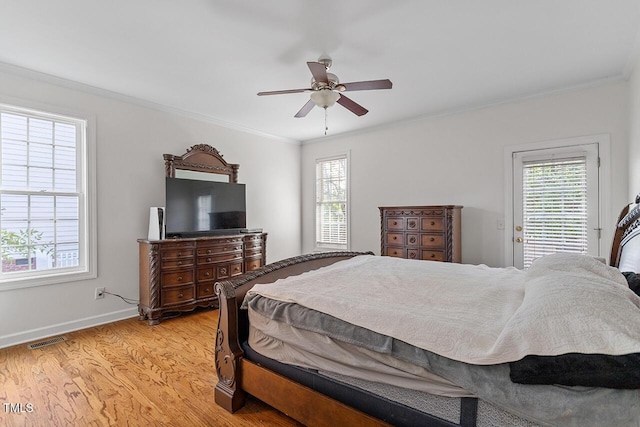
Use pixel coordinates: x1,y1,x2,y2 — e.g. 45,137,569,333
0,103,94,287
521,157,588,268
316,155,348,250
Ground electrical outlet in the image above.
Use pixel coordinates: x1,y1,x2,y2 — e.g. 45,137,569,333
95,287,105,299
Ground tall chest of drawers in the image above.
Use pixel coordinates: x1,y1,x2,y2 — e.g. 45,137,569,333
379,206,462,263
138,232,267,325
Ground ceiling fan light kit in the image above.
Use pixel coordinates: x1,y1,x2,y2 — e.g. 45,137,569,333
310,90,340,108
258,56,392,135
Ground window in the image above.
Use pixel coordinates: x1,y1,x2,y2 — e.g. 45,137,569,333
315,155,349,250
0,103,95,288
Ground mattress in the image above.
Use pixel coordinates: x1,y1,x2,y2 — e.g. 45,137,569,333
246,294,640,427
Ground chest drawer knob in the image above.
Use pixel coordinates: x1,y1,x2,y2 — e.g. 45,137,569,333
204,272,210,277
430,221,435,226
393,221,398,225
207,257,212,262
430,253,436,258
207,249,212,254
392,236,397,240
430,237,435,242
177,293,184,298
177,261,182,266
178,276,183,281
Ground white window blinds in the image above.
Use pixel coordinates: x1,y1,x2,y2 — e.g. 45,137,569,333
316,156,348,249
521,156,588,268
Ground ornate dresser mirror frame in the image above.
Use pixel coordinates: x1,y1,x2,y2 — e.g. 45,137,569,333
163,144,239,182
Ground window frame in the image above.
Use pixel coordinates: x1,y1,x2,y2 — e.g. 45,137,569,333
0,100,97,290
314,152,350,251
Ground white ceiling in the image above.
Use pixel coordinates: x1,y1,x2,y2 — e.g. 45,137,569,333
0,1,639,143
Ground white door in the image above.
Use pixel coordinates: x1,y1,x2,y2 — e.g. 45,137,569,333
512,143,600,269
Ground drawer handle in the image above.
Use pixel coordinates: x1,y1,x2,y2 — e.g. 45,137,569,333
392,236,397,240
430,237,435,242
177,261,182,266
177,293,183,298
207,257,212,262
205,288,210,293
204,272,210,277
177,276,183,281
393,221,398,225
207,249,212,254
430,254,435,258
430,221,435,226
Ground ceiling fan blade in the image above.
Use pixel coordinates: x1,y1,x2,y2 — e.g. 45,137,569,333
340,79,393,91
257,88,311,96
336,94,368,116
307,62,328,84
294,99,316,118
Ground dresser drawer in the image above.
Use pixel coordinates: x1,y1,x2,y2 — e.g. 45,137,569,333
406,234,419,246
159,241,195,251
421,234,444,248
407,249,420,260
217,261,243,279
244,238,263,249
245,258,263,271
197,267,215,281
161,270,194,287
421,250,444,261
244,248,263,258
421,217,444,231
198,250,243,265
197,243,243,256
386,233,404,245
386,218,404,231
197,282,216,298
384,247,405,258
161,257,194,269
406,218,420,231
162,285,195,306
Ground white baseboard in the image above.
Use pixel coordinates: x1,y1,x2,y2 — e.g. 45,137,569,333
0,307,139,349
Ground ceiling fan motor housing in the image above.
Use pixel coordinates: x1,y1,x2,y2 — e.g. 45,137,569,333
312,72,340,90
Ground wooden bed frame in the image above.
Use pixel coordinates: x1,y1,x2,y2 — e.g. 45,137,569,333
214,199,640,427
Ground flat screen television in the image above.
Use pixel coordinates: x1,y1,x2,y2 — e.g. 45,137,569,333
165,177,246,237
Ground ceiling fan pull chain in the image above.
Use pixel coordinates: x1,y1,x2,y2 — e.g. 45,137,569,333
324,107,328,135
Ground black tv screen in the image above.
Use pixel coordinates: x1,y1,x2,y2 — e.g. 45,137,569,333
165,177,246,237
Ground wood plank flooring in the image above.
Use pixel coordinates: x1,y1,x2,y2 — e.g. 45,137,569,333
0,309,301,426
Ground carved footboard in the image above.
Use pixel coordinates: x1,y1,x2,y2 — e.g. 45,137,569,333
214,251,373,414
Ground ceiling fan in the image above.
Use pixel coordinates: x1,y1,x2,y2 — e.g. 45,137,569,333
257,56,393,119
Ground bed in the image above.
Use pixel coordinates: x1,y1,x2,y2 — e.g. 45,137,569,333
214,197,640,427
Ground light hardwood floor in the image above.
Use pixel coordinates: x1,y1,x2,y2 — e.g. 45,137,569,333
0,309,301,426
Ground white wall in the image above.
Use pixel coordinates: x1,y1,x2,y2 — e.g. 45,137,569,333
629,55,640,199
302,82,629,267
0,68,301,348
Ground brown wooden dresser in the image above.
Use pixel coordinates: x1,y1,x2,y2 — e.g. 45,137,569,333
379,205,462,262
138,232,267,325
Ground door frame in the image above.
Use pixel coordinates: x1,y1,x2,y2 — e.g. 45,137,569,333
503,134,610,267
